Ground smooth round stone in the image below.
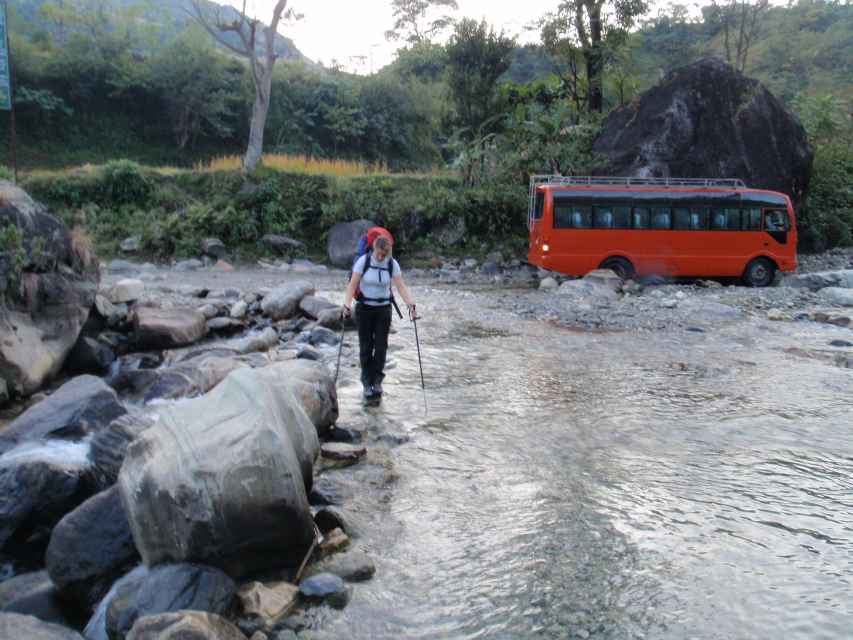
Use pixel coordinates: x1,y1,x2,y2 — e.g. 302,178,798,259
298,573,348,609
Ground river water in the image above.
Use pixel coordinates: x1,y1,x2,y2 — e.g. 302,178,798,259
316,283,853,640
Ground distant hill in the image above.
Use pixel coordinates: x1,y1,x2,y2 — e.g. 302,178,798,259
498,2,853,106
11,0,311,63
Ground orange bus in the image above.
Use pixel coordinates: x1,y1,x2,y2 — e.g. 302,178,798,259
527,176,797,287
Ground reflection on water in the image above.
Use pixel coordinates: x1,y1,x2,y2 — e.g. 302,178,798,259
316,286,853,639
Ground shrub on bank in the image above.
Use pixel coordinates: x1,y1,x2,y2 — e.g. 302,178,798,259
22,164,528,261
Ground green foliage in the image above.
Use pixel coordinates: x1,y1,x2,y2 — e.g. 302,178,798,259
385,0,459,44
100,160,154,207
0,166,12,181
0,224,27,299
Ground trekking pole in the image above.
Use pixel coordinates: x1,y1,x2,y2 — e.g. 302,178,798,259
333,309,347,385
410,305,427,415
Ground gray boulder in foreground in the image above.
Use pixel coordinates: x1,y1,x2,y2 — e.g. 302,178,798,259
0,613,84,639
819,286,853,307
326,219,374,268
46,486,139,610
0,181,100,400
106,564,235,639
261,282,314,320
0,375,126,456
593,58,812,208
127,611,247,640
118,363,322,577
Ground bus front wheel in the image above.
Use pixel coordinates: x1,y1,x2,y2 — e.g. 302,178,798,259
600,257,635,281
743,258,776,287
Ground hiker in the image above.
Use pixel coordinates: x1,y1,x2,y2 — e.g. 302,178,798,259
342,234,416,400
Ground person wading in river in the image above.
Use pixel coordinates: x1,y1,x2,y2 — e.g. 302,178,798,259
342,234,416,401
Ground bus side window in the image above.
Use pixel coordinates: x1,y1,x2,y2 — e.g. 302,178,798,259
651,206,671,230
744,207,762,230
673,208,691,230
690,207,710,230
713,208,740,230
593,206,614,229
553,202,573,228
613,206,631,229
633,207,650,229
572,205,592,229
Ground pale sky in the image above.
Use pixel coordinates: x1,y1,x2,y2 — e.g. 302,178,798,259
226,0,560,74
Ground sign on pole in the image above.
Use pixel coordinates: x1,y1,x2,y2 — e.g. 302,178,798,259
0,1,10,111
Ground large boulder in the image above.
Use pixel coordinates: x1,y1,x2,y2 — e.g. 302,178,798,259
254,360,338,437
111,355,246,404
0,182,99,400
0,612,84,639
326,219,374,268
133,307,208,349
89,413,155,489
117,364,322,577
261,234,304,255
261,282,314,320
0,375,126,455
106,564,235,639
46,486,140,611
783,269,853,291
592,58,812,209
127,611,247,640
0,440,95,557
1,575,77,628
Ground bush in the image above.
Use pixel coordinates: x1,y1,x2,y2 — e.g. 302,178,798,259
100,160,154,206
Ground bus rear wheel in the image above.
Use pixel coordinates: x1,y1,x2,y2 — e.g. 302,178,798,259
743,257,776,287
600,257,635,281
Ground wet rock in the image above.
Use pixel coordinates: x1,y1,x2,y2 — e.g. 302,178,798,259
89,413,155,488
236,581,299,629
198,303,219,319
207,317,246,334
126,611,246,640
308,327,338,347
299,296,337,320
231,300,249,319
261,283,315,321
298,573,349,609
95,295,125,326
0,572,77,627
201,238,227,259
0,375,126,455
106,564,236,639
317,528,349,557
295,345,321,361
118,364,321,576
830,340,853,348
327,220,374,268
325,426,363,444
308,476,353,507
65,336,116,375
134,307,207,349
107,279,144,304
314,308,349,330
312,507,349,536
818,287,853,307
0,378,7,406
784,269,853,291
480,261,500,275
230,327,280,354
0,612,84,639
120,237,141,253
137,356,245,403
539,277,558,290
173,259,203,271
0,182,100,400
0,569,50,608
0,441,95,556
305,551,375,583
592,58,812,209
320,443,366,464
45,486,139,610
262,234,304,255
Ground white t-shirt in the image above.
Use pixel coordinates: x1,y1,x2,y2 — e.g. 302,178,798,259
353,254,401,306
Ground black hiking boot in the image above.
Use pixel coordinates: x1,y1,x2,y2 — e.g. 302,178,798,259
372,380,383,396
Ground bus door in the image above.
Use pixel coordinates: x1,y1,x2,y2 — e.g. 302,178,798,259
528,190,546,265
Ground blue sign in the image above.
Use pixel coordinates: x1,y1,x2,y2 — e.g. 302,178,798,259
0,3,10,111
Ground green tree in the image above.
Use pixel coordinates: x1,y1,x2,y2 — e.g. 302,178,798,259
445,18,515,142
385,0,459,44
150,29,241,150
711,0,770,72
539,0,649,113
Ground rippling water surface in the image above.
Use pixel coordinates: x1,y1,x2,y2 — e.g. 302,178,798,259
316,284,853,640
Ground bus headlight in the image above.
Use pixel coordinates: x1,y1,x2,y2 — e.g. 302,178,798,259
542,244,549,252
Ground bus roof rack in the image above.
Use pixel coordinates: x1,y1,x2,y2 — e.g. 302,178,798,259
530,175,747,189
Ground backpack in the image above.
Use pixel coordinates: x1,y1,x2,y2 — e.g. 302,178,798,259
353,227,393,269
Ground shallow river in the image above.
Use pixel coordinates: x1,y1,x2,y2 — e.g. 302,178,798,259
316,282,853,640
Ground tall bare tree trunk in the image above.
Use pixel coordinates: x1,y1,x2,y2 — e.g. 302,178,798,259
244,65,272,173
587,5,603,112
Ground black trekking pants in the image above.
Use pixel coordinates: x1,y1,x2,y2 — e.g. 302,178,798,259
356,303,391,386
